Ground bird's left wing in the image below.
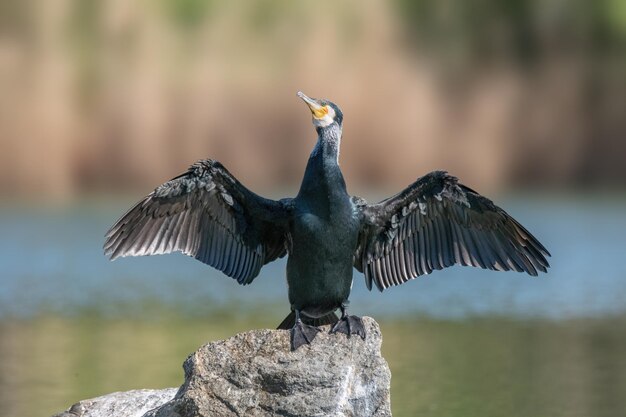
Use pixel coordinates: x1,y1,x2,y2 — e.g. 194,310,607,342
353,171,550,291
104,159,290,285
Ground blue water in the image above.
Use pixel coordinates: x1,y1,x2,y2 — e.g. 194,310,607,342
1,196,625,319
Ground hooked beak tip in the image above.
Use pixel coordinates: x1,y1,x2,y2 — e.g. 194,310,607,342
297,91,328,119
297,91,319,108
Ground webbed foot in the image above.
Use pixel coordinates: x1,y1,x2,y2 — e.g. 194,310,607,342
330,314,366,340
290,319,321,351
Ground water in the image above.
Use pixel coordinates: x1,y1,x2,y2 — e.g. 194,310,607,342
1,196,625,320
1,196,625,417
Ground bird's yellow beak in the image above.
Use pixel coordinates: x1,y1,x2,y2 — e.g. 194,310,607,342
297,91,328,119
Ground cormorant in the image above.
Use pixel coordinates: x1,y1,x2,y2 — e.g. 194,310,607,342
104,91,551,350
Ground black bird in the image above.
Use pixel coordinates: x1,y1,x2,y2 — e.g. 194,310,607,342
104,92,551,350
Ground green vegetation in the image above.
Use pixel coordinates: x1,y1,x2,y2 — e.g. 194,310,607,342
158,0,215,31
1,314,624,417
393,0,626,64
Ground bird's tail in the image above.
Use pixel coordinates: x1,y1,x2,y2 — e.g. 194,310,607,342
277,311,339,330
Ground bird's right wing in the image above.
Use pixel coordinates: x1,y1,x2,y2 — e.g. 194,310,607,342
353,171,550,291
104,159,291,285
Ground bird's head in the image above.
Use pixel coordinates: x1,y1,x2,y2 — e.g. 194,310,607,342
297,91,343,130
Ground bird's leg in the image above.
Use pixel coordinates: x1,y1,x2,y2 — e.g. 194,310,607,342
290,310,321,351
330,303,366,340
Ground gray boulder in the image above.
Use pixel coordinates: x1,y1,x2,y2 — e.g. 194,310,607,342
53,316,392,417
52,389,177,417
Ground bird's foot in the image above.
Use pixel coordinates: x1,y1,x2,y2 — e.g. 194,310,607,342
290,321,321,351
330,315,366,340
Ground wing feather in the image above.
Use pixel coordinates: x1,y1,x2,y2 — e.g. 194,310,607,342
104,159,290,285
353,171,550,291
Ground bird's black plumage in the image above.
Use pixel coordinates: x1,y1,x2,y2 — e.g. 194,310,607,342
354,171,550,291
104,159,290,285
104,92,551,350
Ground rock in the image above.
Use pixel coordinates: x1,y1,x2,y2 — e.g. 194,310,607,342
52,389,177,417
52,317,391,417
148,316,391,417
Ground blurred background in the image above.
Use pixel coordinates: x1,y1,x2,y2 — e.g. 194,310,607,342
1,1,625,416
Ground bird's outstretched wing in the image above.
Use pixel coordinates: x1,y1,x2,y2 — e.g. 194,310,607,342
104,159,290,285
353,171,550,291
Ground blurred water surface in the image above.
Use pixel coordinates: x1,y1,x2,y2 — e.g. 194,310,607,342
2,316,625,417
1,195,626,417
1,195,625,319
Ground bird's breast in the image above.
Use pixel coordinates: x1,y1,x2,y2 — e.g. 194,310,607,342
290,208,359,258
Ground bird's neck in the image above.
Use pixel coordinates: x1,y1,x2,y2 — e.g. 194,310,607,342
298,124,347,211
313,124,342,164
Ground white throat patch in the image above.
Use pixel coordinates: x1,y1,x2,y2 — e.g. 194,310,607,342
313,105,336,128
